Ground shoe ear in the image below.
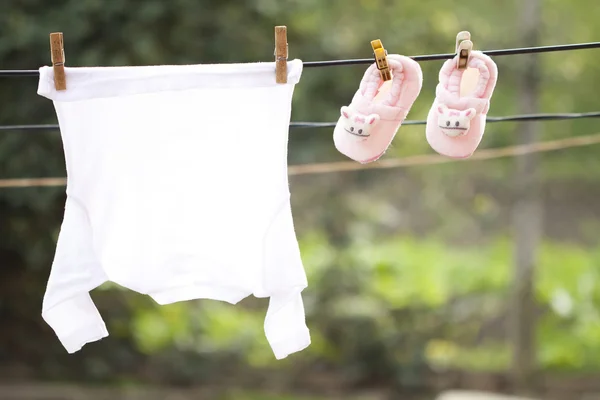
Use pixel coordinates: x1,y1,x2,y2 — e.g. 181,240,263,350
340,106,352,119
463,108,477,119
437,104,448,115
366,114,380,125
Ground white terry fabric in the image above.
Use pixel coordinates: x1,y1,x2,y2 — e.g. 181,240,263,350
37,60,310,360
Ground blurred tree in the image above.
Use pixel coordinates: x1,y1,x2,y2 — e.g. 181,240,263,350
510,0,542,395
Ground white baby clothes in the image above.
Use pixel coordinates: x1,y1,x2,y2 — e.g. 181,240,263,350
37,60,310,360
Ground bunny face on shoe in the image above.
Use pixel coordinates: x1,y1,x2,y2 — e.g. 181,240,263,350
436,104,476,137
340,106,380,141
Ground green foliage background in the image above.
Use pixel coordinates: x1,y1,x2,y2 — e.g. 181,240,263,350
1,0,600,396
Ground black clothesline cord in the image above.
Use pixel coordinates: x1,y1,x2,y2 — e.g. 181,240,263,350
290,112,600,128
0,42,597,131
1,112,599,132
303,41,600,67
1,42,599,77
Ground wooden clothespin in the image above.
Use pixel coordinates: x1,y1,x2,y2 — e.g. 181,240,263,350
456,31,473,70
371,39,391,82
275,26,288,84
49,32,66,90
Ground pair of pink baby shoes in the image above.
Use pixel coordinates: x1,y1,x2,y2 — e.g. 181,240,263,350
333,51,498,162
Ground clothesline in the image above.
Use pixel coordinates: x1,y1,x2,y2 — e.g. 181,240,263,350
1,41,599,77
303,41,600,67
1,40,598,132
288,133,600,175
1,111,599,132
292,111,600,128
1,40,600,189
2,132,599,188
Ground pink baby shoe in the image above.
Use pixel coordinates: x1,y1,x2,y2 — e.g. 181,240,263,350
425,51,498,158
333,54,423,163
